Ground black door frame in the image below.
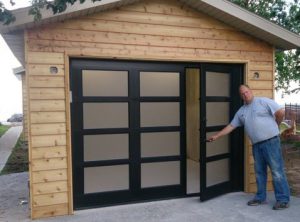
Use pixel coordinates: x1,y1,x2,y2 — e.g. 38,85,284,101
70,59,244,209
70,59,187,209
199,63,244,201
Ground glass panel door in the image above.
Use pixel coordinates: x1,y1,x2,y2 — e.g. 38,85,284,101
138,69,185,198
200,64,244,201
71,59,186,209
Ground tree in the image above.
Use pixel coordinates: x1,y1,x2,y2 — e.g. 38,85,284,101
229,0,300,95
0,0,299,94
1,1,101,24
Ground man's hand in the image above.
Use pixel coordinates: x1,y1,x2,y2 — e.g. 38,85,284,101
206,124,236,142
275,108,285,126
207,135,218,142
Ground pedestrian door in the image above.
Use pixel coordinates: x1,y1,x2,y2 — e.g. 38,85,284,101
199,64,244,201
70,59,186,209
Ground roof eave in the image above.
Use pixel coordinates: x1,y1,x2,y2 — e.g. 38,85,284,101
1,0,299,54
180,0,300,50
0,0,140,34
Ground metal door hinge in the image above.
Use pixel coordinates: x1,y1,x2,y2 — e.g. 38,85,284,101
69,91,72,103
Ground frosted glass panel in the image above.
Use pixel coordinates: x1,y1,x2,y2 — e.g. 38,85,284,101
140,102,180,127
206,72,230,97
141,161,180,188
140,72,179,96
82,70,128,96
84,165,129,193
141,132,180,157
84,134,128,161
206,132,229,157
207,159,229,187
83,103,128,129
206,102,229,126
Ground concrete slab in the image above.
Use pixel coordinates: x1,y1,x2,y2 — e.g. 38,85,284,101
0,172,29,222
37,193,300,222
0,126,23,172
1,172,300,222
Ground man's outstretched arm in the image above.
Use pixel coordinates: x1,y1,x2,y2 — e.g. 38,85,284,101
207,124,236,142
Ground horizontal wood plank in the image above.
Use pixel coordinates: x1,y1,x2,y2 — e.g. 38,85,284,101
31,135,66,148
28,64,65,76
32,146,67,159
29,76,65,88
32,192,68,207
32,19,264,45
122,0,212,18
248,80,273,90
27,52,64,64
30,112,66,124
28,29,270,52
89,8,235,30
28,42,273,62
29,88,65,100
31,169,68,183
32,181,68,195
247,71,273,81
30,100,66,112
31,157,67,171
252,89,273,98
32,203,69,219
31,123,66,136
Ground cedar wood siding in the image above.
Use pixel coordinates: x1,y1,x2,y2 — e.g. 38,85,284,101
21,74,28,142
25,0,274,218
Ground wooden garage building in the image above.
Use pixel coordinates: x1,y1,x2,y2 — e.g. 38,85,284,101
1,0,300,219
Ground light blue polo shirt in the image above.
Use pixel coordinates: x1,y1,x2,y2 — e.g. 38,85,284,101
230,97,282,144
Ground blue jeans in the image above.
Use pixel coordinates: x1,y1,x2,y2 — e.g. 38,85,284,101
252,136,290,203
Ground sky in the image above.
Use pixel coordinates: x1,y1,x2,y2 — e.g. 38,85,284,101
0,0,299,122
0,1,30,122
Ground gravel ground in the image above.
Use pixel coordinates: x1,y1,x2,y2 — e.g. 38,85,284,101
0,172,30,222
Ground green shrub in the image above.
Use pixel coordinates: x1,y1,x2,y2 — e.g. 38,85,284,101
0,135,28,175
0,124,10,138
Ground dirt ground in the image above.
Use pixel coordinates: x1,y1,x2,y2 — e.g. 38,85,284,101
0,172,30,222
283,143,300,197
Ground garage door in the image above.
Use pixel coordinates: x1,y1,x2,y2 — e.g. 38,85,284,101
70,59,186,209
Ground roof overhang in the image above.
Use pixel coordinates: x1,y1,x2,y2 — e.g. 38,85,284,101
13,66,25,80
0,0,140,66
1,0,300,66
2,31,24,66
0,0,140,34
179,0,300,50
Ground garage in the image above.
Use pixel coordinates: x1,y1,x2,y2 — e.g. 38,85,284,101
1,0,299,219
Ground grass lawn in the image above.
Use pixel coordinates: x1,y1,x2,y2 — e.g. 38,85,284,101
0,134,28,175
0,124,10,138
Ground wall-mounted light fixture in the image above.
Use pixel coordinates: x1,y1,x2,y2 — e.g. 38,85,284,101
253,72,260,79
50,66,58,74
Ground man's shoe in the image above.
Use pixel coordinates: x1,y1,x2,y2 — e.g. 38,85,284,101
247,199,263,206
272,202,289,210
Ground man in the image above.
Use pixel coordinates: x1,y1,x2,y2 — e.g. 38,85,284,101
208,85,290,210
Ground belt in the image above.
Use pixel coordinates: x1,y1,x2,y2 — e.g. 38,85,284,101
253,135,279,146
